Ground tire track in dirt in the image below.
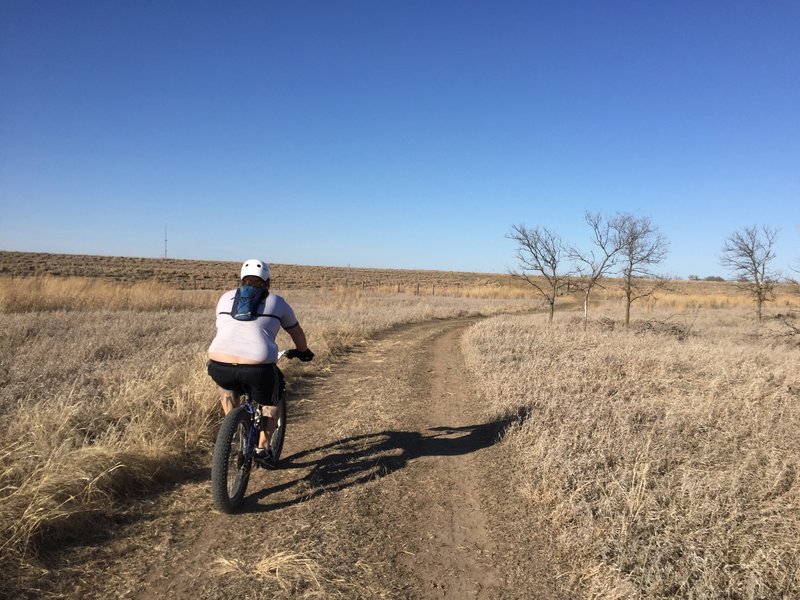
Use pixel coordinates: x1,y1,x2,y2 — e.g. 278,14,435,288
391,321,504,598
40,317,555,599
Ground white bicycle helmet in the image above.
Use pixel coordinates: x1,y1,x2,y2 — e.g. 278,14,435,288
240,258,271,281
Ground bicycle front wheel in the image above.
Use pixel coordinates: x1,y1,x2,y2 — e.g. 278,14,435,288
211,406,253,513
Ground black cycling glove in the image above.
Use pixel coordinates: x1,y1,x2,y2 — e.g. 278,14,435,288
286,348,314,362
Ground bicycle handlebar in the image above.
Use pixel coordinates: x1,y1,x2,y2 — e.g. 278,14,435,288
279,348,315,362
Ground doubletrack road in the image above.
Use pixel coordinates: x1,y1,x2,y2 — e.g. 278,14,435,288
40,318,560,599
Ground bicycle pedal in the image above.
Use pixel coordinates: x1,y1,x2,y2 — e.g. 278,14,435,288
253,449,273,466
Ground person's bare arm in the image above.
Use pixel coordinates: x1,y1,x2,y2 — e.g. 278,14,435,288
287,324,308,352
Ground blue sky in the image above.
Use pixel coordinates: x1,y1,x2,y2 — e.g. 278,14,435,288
1,1,798,278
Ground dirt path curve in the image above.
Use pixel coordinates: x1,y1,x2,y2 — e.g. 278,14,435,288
44,317,554,599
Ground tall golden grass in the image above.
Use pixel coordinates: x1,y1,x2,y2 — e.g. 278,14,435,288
0,278,527,595
601,290,799,312
592,282,800,313
5,251,797,313
0,275,214,312
462,307,800,598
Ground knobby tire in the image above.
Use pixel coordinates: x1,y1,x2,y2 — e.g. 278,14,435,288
267,391,287,467
211,406,252,513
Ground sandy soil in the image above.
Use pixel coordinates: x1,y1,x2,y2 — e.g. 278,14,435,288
32,318,563,599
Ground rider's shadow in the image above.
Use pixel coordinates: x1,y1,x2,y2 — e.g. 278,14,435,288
243,416,514,513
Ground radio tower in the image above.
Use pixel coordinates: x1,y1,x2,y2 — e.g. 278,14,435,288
164,225,168,259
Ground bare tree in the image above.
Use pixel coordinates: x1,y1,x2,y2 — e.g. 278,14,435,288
613,214,670,326
568,212,625,327
508,224,571,322
790,258,800,285
720,225,779,320
779,261,800,334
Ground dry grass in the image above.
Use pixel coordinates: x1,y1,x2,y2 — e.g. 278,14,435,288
0,311,218,586
462,306,800,598
0,275,213,312
2,254,798,597
5,250,797,312
0,278,526,595
212,553,324,595
0,250,521,292
591,280,800,313
210,550,391,599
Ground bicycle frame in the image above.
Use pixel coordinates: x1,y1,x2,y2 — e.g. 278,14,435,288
235,372,283,465
240,398,262,463
210,350,290,512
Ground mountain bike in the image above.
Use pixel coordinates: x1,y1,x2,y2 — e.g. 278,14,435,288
210,352,290,513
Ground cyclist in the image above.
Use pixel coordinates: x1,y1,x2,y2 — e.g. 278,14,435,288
207,258,313,463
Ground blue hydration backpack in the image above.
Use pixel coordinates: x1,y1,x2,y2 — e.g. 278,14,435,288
229,285,268,321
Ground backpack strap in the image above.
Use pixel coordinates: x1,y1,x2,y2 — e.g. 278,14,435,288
219,286,272,321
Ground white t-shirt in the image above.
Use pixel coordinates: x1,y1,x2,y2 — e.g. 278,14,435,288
208,290,299,363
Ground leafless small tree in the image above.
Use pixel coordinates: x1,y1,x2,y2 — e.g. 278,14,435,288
568,212,625,328
789,259,800,287
508,224,571,323
613,214,670,326
720,225,780,320
780,262,800,335
786,263,799,293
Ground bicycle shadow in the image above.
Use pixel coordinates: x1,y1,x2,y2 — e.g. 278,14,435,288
241,416,513,513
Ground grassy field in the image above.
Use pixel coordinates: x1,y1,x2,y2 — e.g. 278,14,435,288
3,250,798,310
0,250,522,293
0,273,528,594
462,306,800,598
1,252,799,598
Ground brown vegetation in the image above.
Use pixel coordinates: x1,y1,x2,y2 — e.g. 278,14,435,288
462,307,800,597
2,252,799,597
0,275,213,312
2,250,797,311
0,275,526,595
0,250,519,291
591,281,800,315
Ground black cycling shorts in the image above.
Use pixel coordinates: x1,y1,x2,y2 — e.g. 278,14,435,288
207,360,279,406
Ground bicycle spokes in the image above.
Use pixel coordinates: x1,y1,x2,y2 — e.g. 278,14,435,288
227,419,250,494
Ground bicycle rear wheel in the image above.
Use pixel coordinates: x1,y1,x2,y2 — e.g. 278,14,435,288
266,390,287,467
211,406,253,513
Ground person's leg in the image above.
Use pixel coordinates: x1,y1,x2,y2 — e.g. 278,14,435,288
219,387,240,415
245,364,279,450
208,361,241,415
258,405,279,449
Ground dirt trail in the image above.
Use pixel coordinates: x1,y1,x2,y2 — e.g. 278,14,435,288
41,318,558,599
392,322,503,598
